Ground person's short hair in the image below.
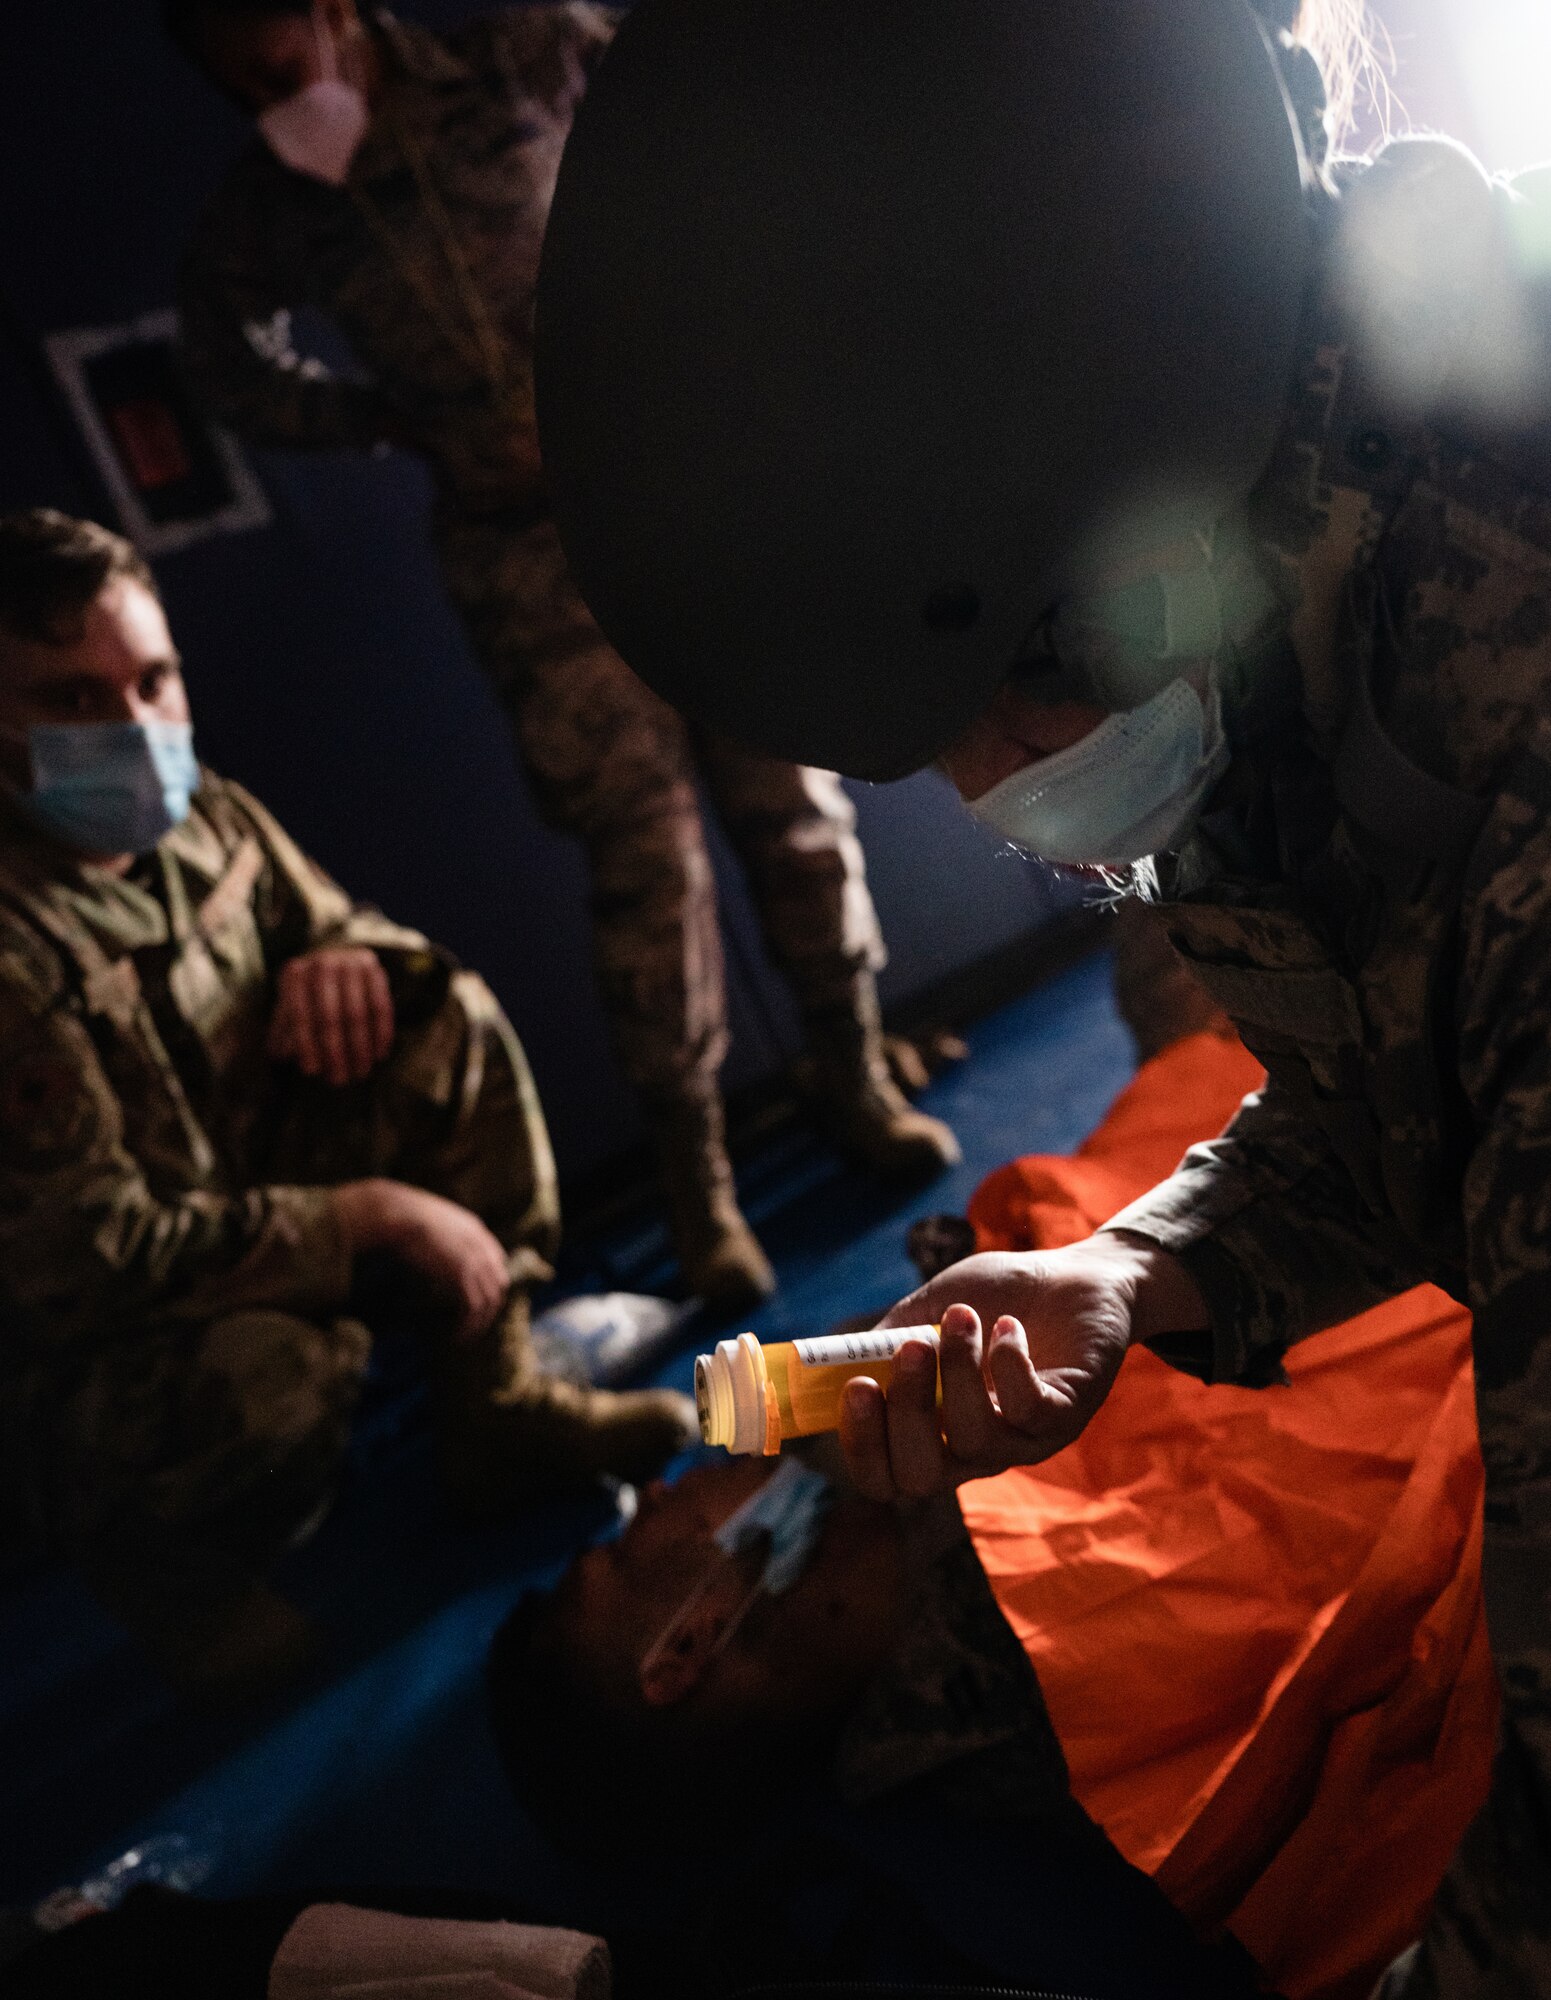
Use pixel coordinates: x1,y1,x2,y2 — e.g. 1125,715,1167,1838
486,1587,823,1868
0,510,157,648
163,0,313,62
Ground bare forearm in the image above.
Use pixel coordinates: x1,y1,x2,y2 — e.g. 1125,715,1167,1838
1094,1230,1210,1343
329,1179,511,1337
331,1178,419,1257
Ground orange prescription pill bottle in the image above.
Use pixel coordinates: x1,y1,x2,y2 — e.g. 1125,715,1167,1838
695,1327,939,1456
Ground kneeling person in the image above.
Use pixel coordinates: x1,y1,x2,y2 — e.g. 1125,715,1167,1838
0,509,692,1687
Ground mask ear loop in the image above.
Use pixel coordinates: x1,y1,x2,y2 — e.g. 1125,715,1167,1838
312,5,368,88
311,8,339,84
637,1531,770,1707
705,1572,767,1662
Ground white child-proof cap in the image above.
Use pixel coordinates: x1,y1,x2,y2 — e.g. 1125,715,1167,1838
695,1333,774,1455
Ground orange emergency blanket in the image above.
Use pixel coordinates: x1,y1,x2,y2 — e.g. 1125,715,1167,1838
957,1031,1496,2000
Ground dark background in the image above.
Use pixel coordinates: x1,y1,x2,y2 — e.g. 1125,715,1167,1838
0,0,1532,1182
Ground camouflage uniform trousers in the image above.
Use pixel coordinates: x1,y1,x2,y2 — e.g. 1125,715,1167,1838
2,970,557,1621
1399,1358,1551,2000
434,509,888,1110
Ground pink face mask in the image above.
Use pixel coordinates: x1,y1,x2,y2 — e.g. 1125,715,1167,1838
257,16,368,186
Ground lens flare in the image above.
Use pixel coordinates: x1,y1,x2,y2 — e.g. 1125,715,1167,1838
1451,0,1551,172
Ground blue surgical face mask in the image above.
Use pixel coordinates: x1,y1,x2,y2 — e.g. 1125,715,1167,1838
712,1457,834,1595
14,720,199,856
967,677,1229,866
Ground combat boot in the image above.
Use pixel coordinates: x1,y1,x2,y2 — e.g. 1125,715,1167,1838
880,1027,970,1095
435,1293,696,1519
801,976,961,1178
653,1093,776,1313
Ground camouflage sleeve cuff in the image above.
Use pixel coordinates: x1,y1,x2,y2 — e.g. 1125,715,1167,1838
324,909,438,958
241,1186,356,1315
1098,1206,1264,1386
1142,1233,1275,1387
310,921,456,1028
1102,1162,1423,1388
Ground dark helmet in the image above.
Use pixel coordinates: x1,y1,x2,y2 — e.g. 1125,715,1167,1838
536,0,1310,779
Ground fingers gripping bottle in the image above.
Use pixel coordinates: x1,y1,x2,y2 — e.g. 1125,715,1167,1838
696,1328,938,1455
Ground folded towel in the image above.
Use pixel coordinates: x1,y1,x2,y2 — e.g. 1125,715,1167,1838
269,1905,610,2000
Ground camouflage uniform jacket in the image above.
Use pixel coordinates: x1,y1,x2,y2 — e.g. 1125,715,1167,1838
836,1490,1070,1823
1095,142,1551,1985
0,774,437,1360
1101,141,1551,1405
178,6,617,512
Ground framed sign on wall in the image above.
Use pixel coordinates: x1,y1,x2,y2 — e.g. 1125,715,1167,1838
45,308,271,556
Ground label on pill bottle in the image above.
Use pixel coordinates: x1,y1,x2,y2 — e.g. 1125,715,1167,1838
791,1327,925,1367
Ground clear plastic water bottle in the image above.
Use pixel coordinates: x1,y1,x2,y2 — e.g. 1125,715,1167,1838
31,1830,219,1934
